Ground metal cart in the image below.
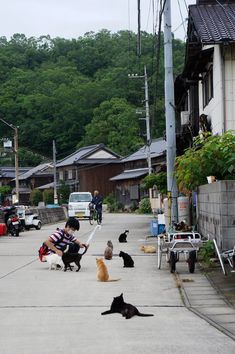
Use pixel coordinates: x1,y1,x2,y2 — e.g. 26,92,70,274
157,231,208,273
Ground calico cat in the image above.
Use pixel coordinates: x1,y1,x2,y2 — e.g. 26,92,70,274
119,251,134,267
104,240,113,260
96,258,120,282
101,293,154,319
118,230,129,243
62,245,88,272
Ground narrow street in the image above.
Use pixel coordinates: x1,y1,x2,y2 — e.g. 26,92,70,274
0,213,234,354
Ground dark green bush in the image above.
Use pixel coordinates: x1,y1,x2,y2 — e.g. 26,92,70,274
103,193,123,212
198,240,216,266
43,189,54,205
30,189,43,206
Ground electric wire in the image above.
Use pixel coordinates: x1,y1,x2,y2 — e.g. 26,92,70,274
215,0,235,22
183,0,188,13
145,0,152,32
177,0,187,38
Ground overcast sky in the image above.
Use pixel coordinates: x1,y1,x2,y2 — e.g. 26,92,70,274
0,0,196,41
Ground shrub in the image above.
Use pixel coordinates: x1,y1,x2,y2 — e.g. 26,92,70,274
57,180,70,204
103,193,123,212
139,198,152,214
198,240,216,266
43,189,54,205
175,131,235,193
30,189,43,206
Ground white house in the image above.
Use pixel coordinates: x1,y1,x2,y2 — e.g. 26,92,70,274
175,0,235,144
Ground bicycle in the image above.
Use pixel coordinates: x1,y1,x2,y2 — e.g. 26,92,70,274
89,203,101,225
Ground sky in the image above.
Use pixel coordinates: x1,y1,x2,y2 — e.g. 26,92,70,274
0,0,196,41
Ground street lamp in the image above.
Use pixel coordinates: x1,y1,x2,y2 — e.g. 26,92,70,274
0,118,19,204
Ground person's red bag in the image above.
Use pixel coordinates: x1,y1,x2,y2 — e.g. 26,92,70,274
38,243,49,262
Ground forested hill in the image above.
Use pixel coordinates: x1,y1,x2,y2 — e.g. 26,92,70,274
0,31,185,166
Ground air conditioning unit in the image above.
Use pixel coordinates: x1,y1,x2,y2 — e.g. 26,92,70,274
180,111,190,125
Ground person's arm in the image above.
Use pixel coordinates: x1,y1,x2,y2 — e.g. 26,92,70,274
44,239,63,256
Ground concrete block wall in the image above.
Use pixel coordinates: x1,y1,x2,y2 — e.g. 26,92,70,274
28,207,67,225
197,181,235,250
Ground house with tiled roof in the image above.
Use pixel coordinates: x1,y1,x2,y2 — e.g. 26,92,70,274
11,162,54,204
55,144,122,197
0,167,31,205
110,138,166,208
175,0,235,150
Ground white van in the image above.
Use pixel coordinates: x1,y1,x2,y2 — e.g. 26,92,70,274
68,192,92,219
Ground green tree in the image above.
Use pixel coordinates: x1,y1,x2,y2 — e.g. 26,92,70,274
0,31,185,158
81,98,144,156
142,172,167,195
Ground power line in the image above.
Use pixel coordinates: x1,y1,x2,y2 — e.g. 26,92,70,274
215,0,235,22
177,0,187,38
145,0,152,32
183,0,188,13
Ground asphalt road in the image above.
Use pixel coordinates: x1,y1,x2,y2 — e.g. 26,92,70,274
0,213,234,354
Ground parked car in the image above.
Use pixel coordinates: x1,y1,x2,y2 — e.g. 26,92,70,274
68,192,92,220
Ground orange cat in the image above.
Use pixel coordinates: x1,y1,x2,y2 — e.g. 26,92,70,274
96,258,120,282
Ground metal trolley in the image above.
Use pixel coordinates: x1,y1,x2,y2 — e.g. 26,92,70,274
157,231,208,273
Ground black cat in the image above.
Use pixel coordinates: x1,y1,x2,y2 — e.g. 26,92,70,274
119,251,134,267
118,230,129,243
62,245,88,272
101,293,154,319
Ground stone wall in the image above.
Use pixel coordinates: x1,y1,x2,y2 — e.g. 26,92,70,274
197,180,235,250
31,207,67,224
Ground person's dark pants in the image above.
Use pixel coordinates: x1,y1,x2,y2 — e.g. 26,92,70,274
96,208,102,223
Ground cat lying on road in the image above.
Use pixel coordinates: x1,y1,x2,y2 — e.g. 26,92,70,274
101,293,154,319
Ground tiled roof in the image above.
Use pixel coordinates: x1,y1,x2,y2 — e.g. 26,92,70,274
56,144,121,167
189,3,235,43
122,138,166,162
110,168,149,181
0,167,30,179
56,145,100,167
18,162,53,180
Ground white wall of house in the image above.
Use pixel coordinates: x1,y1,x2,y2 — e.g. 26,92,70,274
224,45,235,131
198,45,224,134
198,44,235,134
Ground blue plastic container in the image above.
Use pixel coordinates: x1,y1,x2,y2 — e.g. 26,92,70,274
150,220,158,236
158,224,165,234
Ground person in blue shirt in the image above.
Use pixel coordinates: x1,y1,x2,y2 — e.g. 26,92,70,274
91,190,103,224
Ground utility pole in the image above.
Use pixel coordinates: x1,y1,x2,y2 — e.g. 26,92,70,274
164,0,178,226
53,140,58,205
144,66,152,175
128,66,152,175
0,118,19,204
